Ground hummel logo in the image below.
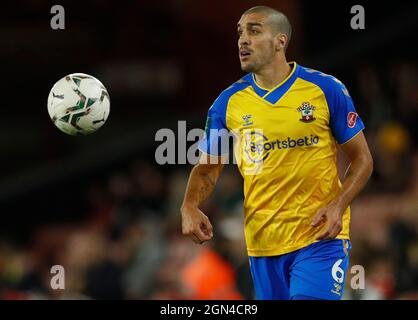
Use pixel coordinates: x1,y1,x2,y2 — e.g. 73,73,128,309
242,114,253,126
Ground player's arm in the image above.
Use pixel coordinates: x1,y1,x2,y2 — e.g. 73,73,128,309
181,153,224,244
311,78,373,240
311,131,373,239
333,131,373,210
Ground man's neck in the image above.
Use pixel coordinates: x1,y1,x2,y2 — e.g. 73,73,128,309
254,59,292,90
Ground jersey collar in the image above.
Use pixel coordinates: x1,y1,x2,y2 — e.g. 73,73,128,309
249,62,300,105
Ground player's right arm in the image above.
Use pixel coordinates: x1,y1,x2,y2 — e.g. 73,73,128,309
181,153,223,244
181,88,232,244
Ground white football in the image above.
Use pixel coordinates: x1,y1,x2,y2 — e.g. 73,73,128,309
47,73,110,136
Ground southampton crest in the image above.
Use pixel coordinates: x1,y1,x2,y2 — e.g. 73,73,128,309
297,102,316,123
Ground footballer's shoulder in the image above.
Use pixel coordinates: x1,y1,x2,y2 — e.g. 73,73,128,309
222,74,252,94
298,65,349,95
210,75,251,112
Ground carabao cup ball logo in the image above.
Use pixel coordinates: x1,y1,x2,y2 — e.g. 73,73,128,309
244,131,270,163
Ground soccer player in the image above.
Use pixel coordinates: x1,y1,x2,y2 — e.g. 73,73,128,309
180,6,373,300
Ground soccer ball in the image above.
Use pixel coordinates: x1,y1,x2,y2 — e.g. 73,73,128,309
47,73,110,136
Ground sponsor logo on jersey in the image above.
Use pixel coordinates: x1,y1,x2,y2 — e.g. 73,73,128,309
243,131,319,163
347,112,358,128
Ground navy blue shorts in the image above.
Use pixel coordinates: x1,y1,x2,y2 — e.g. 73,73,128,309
249,239,351,300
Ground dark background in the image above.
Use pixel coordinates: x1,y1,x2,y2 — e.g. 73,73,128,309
0,0,417,299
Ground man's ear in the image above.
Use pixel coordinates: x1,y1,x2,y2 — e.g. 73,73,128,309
276,33,287,51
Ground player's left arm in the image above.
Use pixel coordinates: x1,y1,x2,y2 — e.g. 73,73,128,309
310,76,373,240
311,131,373,240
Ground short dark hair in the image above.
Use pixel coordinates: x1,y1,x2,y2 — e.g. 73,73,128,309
243,6,292,50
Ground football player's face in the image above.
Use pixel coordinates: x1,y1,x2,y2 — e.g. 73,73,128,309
237,13,277,73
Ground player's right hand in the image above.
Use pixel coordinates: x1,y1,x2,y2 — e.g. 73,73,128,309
181,205,213,244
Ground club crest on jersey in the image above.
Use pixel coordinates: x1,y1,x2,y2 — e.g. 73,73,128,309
297,102,316,123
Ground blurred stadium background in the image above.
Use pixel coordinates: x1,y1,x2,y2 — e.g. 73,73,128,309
1,0,418,300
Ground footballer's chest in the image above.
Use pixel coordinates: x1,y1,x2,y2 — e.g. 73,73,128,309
226,94,330,138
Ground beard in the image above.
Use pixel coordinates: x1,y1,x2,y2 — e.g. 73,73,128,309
240,60,259,73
